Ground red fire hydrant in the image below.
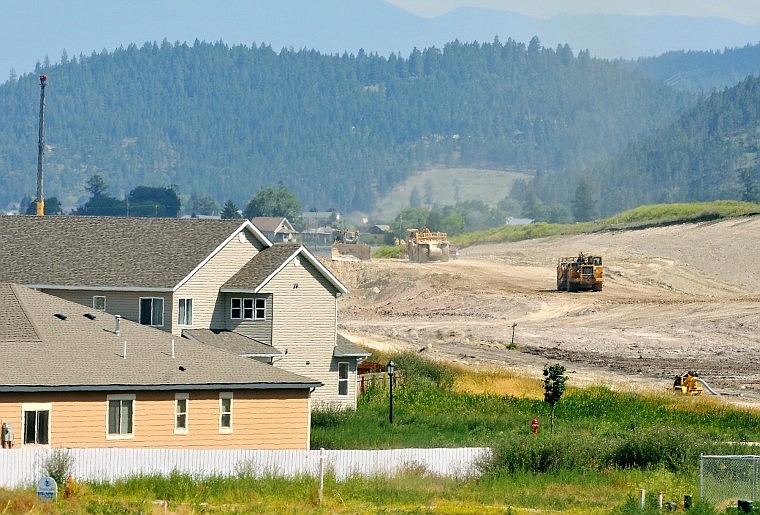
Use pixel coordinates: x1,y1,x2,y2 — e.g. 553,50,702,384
531,418,539,435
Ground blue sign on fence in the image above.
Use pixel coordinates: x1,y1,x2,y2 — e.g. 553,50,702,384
36,475,57,501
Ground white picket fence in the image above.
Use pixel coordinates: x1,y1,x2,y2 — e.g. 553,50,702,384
0,447,490,489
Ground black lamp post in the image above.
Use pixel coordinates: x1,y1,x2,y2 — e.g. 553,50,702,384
387,360,395,424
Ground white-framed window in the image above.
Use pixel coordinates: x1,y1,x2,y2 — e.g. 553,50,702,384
139,297,164,326
231,298,242,319
232,297,266,320
177,298,193,326
93,295,106,311
219,392,233,433
243,298,254,319
107,394,135,439
175,393,188,434
254,298,265,319
22,403,51,445
338,362,349,396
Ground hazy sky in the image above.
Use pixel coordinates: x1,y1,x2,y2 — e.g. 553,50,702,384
386,0,760,24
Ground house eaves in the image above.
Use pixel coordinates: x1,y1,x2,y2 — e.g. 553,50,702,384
333,347,371,358
0,381,323,393
23,284,173,293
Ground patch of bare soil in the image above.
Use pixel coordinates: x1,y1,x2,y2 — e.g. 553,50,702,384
331,216,760,408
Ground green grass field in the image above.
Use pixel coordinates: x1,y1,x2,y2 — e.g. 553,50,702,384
454,200,760,247
9,354,759,513
371,167,530,222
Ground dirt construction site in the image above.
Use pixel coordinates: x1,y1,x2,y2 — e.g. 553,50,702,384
331,216,760,408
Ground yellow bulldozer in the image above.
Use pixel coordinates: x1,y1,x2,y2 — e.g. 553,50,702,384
331,229,371,261
557,252,603,292
673,371,703,396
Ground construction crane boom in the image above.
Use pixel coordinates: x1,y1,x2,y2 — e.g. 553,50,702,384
36,74,47,216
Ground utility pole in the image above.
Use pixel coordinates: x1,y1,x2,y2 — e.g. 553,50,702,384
36,75,47,216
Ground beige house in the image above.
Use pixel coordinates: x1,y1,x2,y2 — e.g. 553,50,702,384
0,284,319,449
250,216,297,242
0,216,368,409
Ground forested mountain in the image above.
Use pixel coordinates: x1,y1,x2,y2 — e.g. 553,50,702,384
533,75,760,218
0,38,689,214
630,42,760,93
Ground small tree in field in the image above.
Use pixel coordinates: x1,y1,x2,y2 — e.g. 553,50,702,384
543,363,567,434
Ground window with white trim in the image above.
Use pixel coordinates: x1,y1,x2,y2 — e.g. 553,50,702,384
338,362,349,396
219,392,233,433
177,298,193,326
231,298,242,319
107,394,135,439
22,403,51,445
254,298,265,319
93,295,106,311
175,393,188,433
243,298,254,319
231,297,266,320
139,297,164,326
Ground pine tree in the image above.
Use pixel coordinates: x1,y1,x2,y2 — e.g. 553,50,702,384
220,200,242,219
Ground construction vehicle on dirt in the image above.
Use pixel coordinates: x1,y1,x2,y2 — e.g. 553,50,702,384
406,228,450,263
331,229,371,261
556,252,603,291
673,371,703,396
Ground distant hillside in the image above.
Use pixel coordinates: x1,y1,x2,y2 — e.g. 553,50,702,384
371,167,530,222
5,1,760,77
629,42,760,93
0,39,689,214
533,75,760,217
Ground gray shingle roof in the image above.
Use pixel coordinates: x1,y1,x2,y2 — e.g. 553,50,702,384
0,216,268,289
183,329,281,357
222,243,347,294
0,284,320,392
335,334,371,358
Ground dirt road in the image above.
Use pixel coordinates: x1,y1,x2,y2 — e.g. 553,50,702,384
331,216,760,407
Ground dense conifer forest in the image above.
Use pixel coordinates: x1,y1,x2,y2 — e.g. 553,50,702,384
0,38,690,216
630,43,760,93
532,74,760,218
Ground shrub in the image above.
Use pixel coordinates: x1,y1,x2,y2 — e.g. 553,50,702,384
479,434,607,475
44,449,74,487
607,427,703,473
394,353,455,390
311,405,352,428
372,245,403,259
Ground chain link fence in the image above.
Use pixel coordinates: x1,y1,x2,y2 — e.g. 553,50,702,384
701,454,759,507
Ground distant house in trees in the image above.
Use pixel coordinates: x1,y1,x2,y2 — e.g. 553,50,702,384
250,217,297,242
299,226,335,245
0,216,368,410
368,225,391,235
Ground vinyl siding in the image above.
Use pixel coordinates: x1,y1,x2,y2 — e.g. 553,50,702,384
40,290,170,330
173,229,266,336
0,390,310,450
258,257,353,407
223,294,273,344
